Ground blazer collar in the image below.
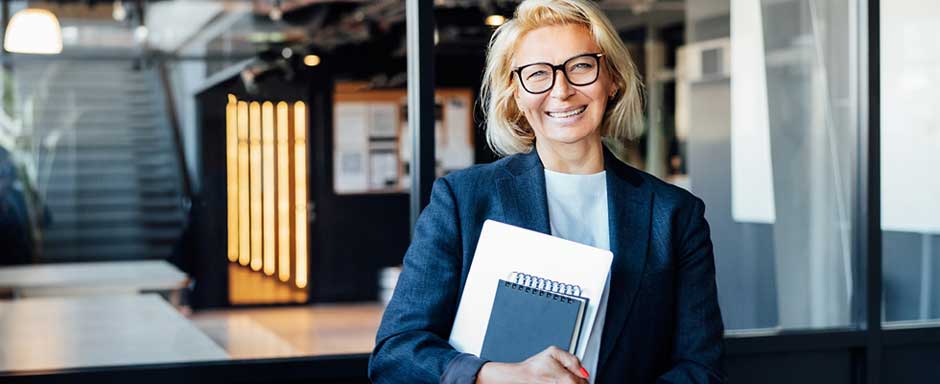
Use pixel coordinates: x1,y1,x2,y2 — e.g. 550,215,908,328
495,149,551,234
495,147,653,371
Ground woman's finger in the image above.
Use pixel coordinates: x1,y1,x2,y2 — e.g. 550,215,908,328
545,346,590,379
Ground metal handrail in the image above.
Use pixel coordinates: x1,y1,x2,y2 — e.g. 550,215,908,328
155,61,194,203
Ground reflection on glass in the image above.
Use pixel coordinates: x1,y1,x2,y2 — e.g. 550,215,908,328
881,0,940,323
682,0,859,330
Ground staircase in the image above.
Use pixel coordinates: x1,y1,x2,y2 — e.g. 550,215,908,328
14,60,187,262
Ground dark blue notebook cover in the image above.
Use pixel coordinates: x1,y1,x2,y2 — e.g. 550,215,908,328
480,279,588,363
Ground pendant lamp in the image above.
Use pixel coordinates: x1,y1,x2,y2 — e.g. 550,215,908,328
4,8,63,55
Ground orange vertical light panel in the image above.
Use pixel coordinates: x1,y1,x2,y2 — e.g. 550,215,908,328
276,102,292,283
293,102,308,289
249,102,263,272
226,95,239,263
237,101,251,266
261,102,276,276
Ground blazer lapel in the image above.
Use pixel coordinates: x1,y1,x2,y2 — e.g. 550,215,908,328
495,150,551,235
495,147,651,371
597,148,653,371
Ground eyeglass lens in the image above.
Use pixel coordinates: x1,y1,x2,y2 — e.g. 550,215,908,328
518,55,599,94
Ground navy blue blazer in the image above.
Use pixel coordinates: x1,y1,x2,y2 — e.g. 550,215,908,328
369,148,725,383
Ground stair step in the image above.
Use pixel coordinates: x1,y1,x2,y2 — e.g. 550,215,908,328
45,185,178,199
32,120,164,131
32,116,164,126
44,181,178,198
44,135,172,149
22,95,157,106
49,210,184,228
21,59,185,264
40,243,175,262
43,225,182,243
50,152,136,164
48,166,175,180
51,158,176,172
32,107,160,116
45,196,181,211
17,81,153,91
15,67,148,75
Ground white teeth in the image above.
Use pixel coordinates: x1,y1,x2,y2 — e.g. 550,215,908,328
547,106,586,118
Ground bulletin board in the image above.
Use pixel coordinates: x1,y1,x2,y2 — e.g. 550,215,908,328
332,82,475,194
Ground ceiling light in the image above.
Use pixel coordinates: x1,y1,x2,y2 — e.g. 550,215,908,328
4,8,63,55
269,0,283,21
303,55,320,67
485,14,506,27
134,26,149,43
112,0,127,21
269,7,282,21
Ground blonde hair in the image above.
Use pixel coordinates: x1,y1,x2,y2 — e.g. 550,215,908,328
480,0,644,156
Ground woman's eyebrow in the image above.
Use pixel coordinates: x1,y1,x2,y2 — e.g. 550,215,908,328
516,52,595,68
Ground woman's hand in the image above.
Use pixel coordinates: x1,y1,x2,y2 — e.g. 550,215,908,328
475,346,590,384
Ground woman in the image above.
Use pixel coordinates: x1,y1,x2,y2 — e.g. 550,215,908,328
369,0,724,383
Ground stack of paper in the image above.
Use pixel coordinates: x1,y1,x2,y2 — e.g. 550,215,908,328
449,220,613,360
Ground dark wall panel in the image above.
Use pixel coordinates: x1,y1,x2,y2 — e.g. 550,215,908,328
726,350,855,384
883,345,940,383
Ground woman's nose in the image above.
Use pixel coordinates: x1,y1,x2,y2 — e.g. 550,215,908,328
549,68,574,99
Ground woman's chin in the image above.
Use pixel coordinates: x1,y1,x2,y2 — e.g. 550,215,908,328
540,134,595,147
536,126,594,144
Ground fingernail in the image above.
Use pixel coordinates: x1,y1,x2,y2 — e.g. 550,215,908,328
580,367,590,378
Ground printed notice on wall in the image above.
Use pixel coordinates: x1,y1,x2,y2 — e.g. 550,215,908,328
334,103,369,193
440,96,474,172
369,104,398,139
333,89,475,194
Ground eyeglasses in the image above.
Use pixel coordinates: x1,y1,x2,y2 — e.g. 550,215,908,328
512,53,604,94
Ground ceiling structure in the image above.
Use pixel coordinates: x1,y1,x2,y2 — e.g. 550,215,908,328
5,0,685,59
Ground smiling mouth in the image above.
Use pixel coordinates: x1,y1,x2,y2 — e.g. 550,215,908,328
545,106,587,118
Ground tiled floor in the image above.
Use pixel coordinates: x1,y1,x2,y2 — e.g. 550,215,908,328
189,303,384,359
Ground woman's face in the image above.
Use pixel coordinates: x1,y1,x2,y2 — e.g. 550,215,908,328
513,24,616,149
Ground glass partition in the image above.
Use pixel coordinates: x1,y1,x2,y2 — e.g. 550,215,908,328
880,0,940,325
681,0,861,331
7,0,937,381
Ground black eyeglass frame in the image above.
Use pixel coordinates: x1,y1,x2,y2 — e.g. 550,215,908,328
512,53,605,94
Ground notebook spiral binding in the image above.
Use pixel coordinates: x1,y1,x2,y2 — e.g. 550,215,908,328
508,272,583,297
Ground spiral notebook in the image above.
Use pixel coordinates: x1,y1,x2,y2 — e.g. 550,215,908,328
480,273,589,362
449,220,612,360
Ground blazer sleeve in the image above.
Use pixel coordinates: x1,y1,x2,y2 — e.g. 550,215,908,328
368,177,488,384
657,197,726,383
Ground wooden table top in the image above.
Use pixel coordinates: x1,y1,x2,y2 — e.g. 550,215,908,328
0,294,228,373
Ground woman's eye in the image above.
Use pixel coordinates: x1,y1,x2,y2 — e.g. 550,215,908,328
572,63,593,71
527,71,548,80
